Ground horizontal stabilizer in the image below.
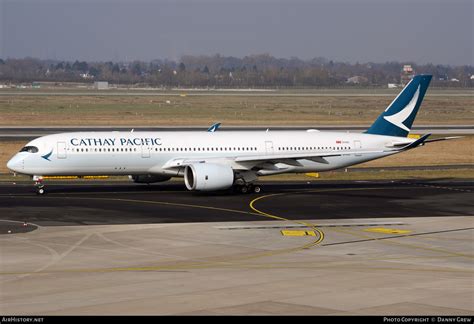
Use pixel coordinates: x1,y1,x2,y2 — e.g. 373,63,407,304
398,133,431,150
424,136,463,143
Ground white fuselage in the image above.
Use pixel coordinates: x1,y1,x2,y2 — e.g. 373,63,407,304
7,130,410,177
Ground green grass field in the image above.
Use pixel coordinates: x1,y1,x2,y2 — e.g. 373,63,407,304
0,90,472,126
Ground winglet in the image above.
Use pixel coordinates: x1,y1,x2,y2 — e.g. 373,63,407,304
207,122,221,132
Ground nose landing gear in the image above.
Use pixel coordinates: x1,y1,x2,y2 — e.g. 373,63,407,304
37,186,45,195
33,176,45,195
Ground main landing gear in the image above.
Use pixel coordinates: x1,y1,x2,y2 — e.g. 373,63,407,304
233,172,261,194
234,183,261,194
33,176,45,195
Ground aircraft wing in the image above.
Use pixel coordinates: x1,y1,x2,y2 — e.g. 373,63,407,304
161,149,388,171
232,150,389,169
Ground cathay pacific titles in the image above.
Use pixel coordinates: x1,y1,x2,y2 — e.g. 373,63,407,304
70,137,162,147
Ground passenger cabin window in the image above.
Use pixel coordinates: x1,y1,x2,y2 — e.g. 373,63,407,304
20,146,38,153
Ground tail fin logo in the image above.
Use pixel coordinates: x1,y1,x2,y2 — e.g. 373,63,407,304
383,85,420,132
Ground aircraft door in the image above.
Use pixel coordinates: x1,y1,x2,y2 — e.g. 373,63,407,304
353,140,362,156
265,141,274,155
57,142,67,159
141,145,151,158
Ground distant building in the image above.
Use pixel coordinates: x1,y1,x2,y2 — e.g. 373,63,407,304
438,74,448,81
94,81,108,90
81,73,94,80
401,65,414,86
346,76,368,84
387,83,399,89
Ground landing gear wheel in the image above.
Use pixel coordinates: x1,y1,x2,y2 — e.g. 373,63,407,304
234,183,261,194
34,176,45,195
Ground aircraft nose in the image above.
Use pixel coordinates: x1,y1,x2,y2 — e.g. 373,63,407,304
7,159,15,171
7,155,23,173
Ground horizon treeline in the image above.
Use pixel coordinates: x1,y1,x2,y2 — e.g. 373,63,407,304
0,54,472,88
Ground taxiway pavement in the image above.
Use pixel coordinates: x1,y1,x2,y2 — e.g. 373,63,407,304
0,180,472,315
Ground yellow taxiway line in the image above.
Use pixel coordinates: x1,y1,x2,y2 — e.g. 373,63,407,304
249,194,325,246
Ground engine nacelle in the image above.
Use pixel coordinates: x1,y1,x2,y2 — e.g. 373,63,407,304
130,174,171,184
184,163,234,191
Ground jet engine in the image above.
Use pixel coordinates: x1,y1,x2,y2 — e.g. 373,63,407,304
130,174,171,184
184,163,234,191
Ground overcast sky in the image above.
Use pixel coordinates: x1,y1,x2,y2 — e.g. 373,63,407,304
1,0,472,65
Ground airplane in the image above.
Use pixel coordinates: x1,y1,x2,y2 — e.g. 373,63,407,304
6,74,459,195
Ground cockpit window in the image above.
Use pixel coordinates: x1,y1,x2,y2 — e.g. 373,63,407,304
20,146,39,153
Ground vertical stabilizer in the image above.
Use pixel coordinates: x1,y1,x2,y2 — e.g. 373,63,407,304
365,75,432,137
